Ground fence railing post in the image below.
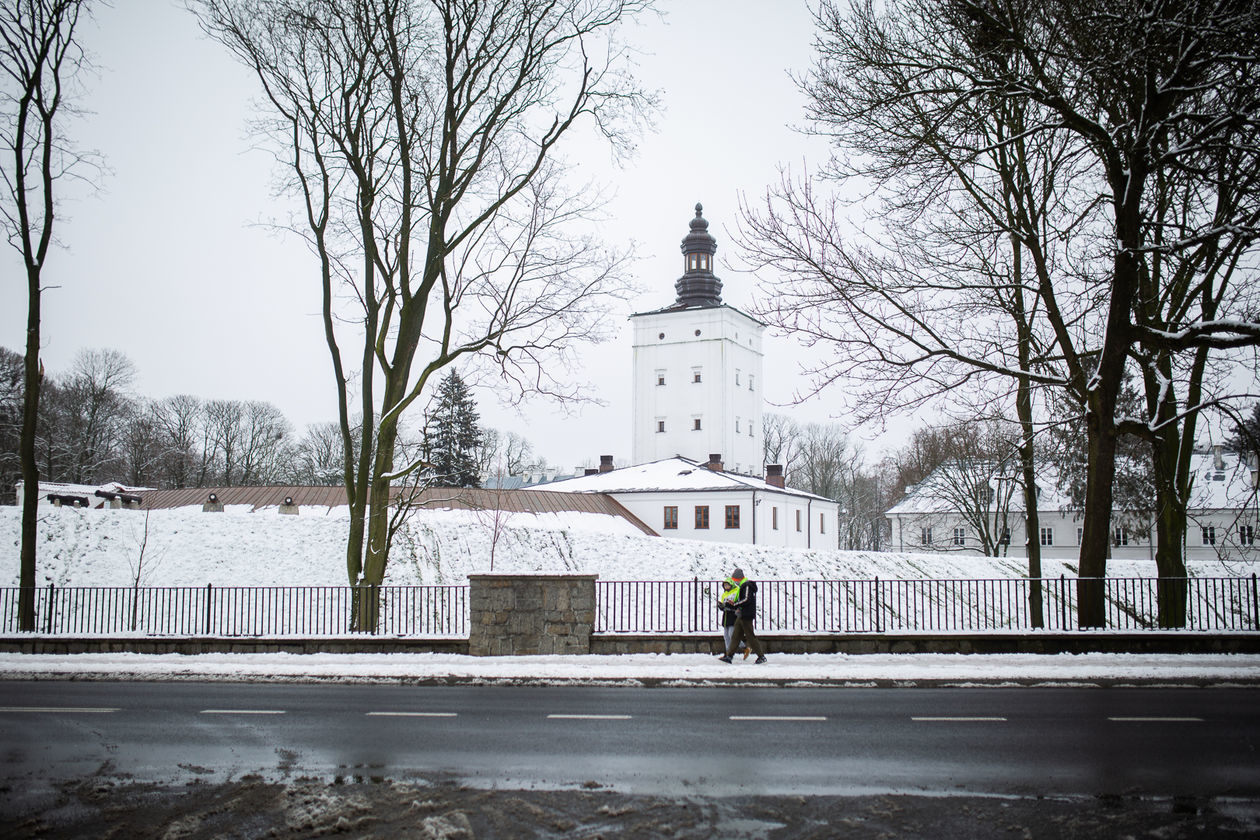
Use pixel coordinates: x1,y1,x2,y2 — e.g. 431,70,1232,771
1059,575,1067,630
44,582,55,634
204,583,213,635
874,576,882,633
1252,573,1259,632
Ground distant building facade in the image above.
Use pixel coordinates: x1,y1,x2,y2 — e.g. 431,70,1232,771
541,455,838,548
884,447,1260,563
630,205,765,475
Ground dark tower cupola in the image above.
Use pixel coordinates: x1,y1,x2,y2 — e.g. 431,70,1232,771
674,203,723,307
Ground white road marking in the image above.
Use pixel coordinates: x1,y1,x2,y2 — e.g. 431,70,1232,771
366,712,457,717
0,707,119,713
199,709,286,715
1108,716,1203,722
912,716,1007,722
730,715,827,722
547,714,632,720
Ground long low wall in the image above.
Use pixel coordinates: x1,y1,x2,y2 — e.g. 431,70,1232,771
4,632,1259,656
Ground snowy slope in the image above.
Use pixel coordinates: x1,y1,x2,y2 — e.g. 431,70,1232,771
0,503,1228,589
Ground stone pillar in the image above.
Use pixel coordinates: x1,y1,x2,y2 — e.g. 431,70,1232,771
468,574,597,656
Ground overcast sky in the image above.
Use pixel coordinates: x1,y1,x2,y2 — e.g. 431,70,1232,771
0,1,895,471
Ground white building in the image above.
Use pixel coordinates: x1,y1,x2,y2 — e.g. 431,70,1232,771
539,455,839,547
884,447,1260,563
630,204,764,475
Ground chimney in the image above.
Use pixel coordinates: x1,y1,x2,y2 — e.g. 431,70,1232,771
765,464,785,488
707,453,723,472
584,468,599,476
599,455,615,473
1213,444,1225,471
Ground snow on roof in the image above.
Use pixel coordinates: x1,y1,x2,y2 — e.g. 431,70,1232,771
536,456,835,502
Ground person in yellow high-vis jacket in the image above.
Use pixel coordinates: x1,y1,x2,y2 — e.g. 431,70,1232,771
717,579,746,656
719,568,766,664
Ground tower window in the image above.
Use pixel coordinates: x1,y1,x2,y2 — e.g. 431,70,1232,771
772,507,779,530
735,370,741,386
656,419,665,433
692,368,702,383
656,370,666,386
735,418,741,433
693,417,702,430
749,374,755,392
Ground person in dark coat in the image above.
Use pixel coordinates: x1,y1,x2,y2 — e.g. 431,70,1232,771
719,567,766,664
717,580,747,657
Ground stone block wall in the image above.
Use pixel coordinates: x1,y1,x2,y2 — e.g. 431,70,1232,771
468,574,596,656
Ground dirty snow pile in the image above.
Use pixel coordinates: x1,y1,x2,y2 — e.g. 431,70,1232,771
0,503,1228,589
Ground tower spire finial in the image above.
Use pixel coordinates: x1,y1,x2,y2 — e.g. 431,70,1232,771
675,203,722,307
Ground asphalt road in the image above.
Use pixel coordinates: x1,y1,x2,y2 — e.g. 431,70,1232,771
2,680,1257,801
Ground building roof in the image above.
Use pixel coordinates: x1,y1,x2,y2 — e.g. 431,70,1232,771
133,485,657,535
535,455,837,502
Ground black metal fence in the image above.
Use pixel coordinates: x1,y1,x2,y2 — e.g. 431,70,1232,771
3,576,1258,637
0,584,468,637
594,576,1260,634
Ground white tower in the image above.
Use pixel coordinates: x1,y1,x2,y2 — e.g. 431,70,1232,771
630,204,765,474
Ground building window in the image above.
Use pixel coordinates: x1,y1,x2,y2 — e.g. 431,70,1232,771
656,419,665,433
796,510,802,532
749,374,755,392
735,370,741,386
921,526,932,546
1077,527,1084,546
820,513,826,534
656,370,666,386
692,368,702,383
1202,525,1216,546
725,505,740,529
735,418,741,433
999,528,1011,546
1040,527,1054,546
1113,527,1129,547
692,417,702,430
695,506,709,529
748,422,754,438
952,527,966,546
1241,525,1256,546
663,506,678,530
772,507,779,530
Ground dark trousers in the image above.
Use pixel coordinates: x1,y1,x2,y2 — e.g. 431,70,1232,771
726,617,764,657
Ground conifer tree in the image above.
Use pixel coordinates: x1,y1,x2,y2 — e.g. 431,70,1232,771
424,371,483,488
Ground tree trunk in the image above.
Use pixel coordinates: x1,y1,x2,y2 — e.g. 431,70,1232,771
18,263,41,631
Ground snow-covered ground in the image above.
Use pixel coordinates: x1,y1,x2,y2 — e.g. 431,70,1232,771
1,502,1240,589
2,650,1258,685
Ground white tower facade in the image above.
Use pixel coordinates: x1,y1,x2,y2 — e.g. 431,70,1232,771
630,205,765,475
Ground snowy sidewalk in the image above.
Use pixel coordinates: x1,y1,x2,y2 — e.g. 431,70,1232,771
2,651,1260,686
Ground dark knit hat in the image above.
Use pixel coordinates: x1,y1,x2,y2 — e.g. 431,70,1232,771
732,568,744,578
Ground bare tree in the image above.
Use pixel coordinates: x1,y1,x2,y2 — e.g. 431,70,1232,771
2,0,97,629
151,394,204,489
762,412,803,482
289,421,349,485
0,347,22,500
743,0,1260,626
194,0,653,630
60,348,136,483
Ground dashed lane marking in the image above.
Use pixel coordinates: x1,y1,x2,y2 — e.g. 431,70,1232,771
912,716,1008,722
366,712,458,717
547,714,632,720
0,707,119,713
730,716,827,721
1108,716,1204,722
199,709,286,715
